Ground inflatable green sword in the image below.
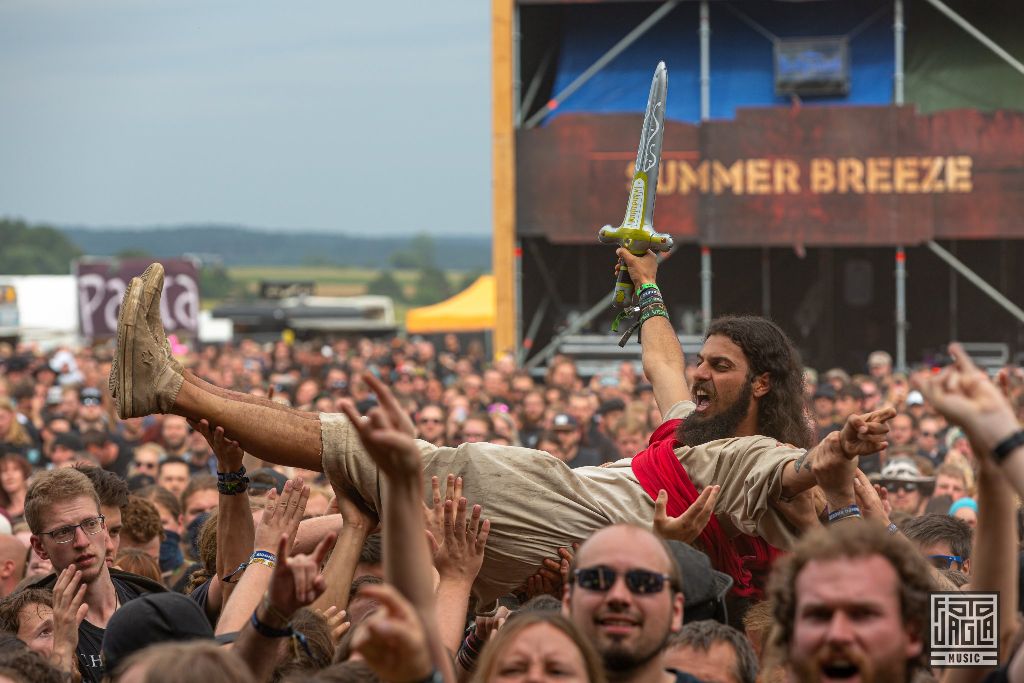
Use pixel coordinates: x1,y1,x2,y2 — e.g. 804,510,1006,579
598,62,673,341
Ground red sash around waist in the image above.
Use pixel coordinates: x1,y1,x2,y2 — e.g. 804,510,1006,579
630,418,780,599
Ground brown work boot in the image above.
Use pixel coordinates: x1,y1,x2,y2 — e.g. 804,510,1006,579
139,262,187,377
110,275,184,418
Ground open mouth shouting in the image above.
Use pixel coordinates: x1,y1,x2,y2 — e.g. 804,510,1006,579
693,384,714,413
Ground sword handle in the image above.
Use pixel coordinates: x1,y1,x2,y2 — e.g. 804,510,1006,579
612,260,634,308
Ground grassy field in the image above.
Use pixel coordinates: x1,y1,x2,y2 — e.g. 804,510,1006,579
223,265,477,322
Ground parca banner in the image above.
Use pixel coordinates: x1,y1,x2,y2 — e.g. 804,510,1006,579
75,259,200,339
516,106,1024,246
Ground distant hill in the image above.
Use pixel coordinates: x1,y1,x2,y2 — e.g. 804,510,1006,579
61,225,492,270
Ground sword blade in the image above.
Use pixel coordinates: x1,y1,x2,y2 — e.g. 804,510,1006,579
621,61,667,232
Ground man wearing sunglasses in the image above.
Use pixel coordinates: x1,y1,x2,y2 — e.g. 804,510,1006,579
900,513,972,574
26,468,164,683
871,457,934,516
564,525,702,683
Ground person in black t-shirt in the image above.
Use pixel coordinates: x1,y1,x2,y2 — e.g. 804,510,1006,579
26,468,163,683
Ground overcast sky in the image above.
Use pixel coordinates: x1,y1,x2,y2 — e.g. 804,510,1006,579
0,0,491,234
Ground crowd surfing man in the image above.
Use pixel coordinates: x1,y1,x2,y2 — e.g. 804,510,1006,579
110,255,894,603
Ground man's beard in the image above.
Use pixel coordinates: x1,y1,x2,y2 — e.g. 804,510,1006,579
601,632,671,673
677,380,754,447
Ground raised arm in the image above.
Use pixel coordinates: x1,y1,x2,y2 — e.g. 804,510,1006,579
309,487,376,613
340,372,455,682
191,419,254,618
618,248,690,414
216,477,309,635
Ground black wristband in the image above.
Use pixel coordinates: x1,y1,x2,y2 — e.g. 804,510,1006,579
994,429,1024,463
250,609,293,638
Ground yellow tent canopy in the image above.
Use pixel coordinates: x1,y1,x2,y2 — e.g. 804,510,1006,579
405,275,495,334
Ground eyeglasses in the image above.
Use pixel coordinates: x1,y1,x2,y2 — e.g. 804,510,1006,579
574,566,671,595
133,460,156,469
40,515,105,544
928,554,964,570
884,482,918,494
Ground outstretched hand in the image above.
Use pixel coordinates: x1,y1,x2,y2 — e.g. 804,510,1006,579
340,374,421,481
652,486,719,544
838,407,896,458
254,477,310,553
917,343,1020,454
429,496,490,584
350,583,434,683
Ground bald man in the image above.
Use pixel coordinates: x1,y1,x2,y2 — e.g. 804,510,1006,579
0,535,27,597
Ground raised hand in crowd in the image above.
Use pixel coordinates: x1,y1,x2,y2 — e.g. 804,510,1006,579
264,531,335,620
652,485,720,544
191,419,256,615
316,605,350,647
430,496,490,583
918,343,1020,455
51,564,88,682
216,476,312,635
424,474,462,550
852,469,892,528
254,477,310,555
341,373,455,683
349,583,435,683
523,544,577,600
432,494,490,653
190,418,244,472
310,477,377,614
232,530,336,682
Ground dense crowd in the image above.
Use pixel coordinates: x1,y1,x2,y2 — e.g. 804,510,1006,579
0,256,1023,683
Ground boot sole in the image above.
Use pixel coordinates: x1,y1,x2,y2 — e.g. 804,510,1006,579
140,263,185,376
116,278,144,418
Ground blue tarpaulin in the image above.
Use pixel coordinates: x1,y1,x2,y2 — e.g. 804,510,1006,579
547,0,893,124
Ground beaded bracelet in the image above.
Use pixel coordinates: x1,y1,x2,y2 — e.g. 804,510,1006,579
217,466,249,496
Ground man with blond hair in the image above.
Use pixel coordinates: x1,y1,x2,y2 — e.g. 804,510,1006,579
27,468,163,682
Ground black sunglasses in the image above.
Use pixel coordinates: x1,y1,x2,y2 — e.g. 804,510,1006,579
573,566,671,595
884,482,918,494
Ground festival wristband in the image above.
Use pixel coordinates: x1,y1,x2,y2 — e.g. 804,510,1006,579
993,430,1024,463
637,283,660,294
249,550,277,569
827,504,862,524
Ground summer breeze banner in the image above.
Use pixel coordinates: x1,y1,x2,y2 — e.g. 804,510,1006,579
516,106,1024,246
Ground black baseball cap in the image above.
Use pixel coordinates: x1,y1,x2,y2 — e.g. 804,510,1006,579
101,593,226,672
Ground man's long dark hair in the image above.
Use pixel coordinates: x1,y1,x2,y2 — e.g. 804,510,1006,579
705,316,813,448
